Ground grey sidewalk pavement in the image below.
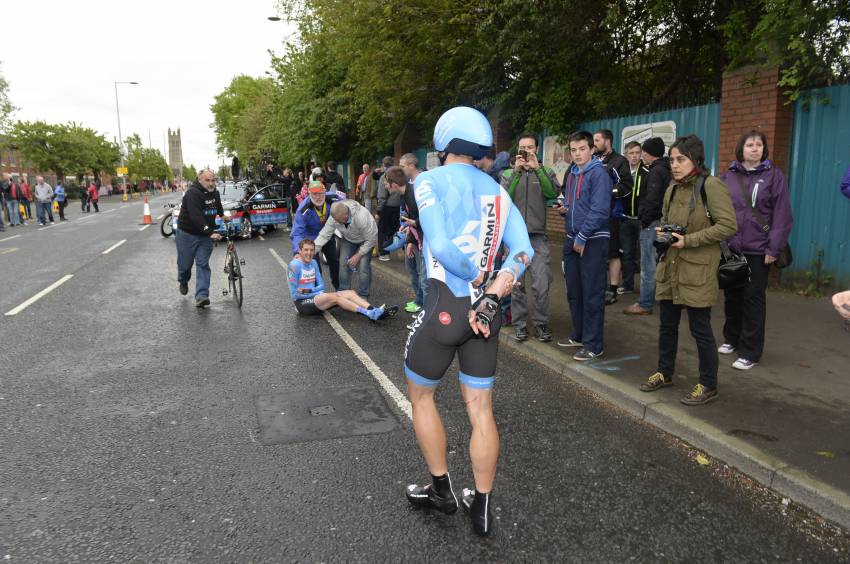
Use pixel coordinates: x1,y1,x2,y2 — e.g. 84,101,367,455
372,239,850,530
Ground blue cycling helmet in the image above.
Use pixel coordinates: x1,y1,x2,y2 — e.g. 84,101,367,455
433,106,493,160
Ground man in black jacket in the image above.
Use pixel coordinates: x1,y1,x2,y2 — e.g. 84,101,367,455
625,137,671,315
594,129,633,305
176,169,224,307
323,161,347,195
385,164,426,312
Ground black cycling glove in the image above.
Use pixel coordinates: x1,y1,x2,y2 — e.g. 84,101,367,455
472,293,500,327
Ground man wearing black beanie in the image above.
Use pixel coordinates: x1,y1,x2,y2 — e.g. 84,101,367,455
625,137,672,315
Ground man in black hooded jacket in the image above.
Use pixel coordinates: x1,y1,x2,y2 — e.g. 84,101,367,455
177,169,224,307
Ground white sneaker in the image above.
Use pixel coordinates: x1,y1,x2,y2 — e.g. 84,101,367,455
378,255,391,262
732,358,757,370
718,343,736,355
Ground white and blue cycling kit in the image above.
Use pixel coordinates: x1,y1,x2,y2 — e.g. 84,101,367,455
404,163,533,389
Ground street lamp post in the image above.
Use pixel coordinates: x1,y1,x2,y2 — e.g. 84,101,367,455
114,81,139,201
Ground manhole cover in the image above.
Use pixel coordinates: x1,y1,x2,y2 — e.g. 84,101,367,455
255,386,399,445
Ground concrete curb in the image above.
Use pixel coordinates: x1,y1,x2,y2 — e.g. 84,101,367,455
373,261,850,531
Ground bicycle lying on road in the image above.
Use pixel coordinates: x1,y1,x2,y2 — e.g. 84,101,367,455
219,222,245,308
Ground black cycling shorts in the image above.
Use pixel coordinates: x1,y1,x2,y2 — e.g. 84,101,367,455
404,279,502,389
294,297,321,316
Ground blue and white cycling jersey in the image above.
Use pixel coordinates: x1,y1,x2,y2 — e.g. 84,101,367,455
414,162,533,300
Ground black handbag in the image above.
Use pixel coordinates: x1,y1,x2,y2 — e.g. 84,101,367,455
732,175,793,269
718,241,751,289
694,176,752,289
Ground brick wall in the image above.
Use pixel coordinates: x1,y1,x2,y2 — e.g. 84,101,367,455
719,66,794,173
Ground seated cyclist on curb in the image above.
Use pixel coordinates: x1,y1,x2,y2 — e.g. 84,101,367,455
288,238,398,321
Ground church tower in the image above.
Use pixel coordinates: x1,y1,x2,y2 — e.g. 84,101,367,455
167,128,184,180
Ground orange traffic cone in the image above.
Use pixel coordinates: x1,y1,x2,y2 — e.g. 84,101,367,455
140,195,154,225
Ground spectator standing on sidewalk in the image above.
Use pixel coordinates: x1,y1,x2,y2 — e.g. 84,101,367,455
556,131,612,361
385,163,426,313
87,182,100,213
19,177,32,223
618,141,646,295
313,200,378,298
34,176,55,226
0,174,6,231
324,161,346,195
176,169,224,307
840,164,850,199
593,129,633,306
625,137,671,315
501,133,559,343
79,183,89,213
2,174,23,226
638,134,737,405
718,131,794,371
54,181,67,221
376,156,402,261
356,164,376,208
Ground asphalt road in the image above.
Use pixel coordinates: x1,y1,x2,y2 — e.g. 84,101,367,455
1,195,848,562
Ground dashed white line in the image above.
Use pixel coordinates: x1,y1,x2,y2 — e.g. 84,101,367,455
4,274,74,316
104,209,117,214
0,248,18,255
101,239,127,255
268,248,412,419
76,215,96,221
139,224,151,231
37,224,56,231
0,234,20,242
120,204,130,208
155,214,164,220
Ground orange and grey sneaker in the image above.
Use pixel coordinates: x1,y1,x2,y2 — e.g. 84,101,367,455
681,383,718,405
639,372,673,392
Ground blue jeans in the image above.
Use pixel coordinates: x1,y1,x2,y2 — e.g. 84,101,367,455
405,248,427,306
6,199,21,225
176,229,214,299
338,239,372,298
638,224,658,309
563,237,607,354
36,201,53,224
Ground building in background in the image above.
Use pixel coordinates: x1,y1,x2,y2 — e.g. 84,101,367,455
168,128,184,181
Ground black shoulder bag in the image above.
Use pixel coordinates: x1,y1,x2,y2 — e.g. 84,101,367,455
695,176,751,290
732,174,793,269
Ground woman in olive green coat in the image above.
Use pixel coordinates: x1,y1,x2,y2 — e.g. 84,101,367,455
639,135,737,405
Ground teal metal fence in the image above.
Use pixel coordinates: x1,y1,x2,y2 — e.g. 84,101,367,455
788,84,850,287
579,103,722,173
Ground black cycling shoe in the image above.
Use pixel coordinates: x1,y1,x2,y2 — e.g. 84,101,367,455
461,488,494,536
378,304,400,320
405,483,458,514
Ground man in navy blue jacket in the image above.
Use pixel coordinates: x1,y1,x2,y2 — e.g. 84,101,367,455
555,131,612,360
290,181,344,290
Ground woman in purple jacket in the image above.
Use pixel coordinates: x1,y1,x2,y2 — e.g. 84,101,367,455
840,165,850,199
719,131,794,371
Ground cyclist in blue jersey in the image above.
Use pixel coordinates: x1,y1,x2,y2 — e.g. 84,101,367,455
288,239,398,321
403,106,533,536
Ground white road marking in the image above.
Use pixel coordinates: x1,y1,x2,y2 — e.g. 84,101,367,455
120,204,130,208
5,274,74,316
101,239,127,255
37,224,56,231
139,224,151,231
0,234,21,242
155,214,164,220
258,235,265,241
0,247,18,255
104,209,117,214
269,248,412,420
76,214,96,221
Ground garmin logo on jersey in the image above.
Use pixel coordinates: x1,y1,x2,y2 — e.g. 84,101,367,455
478,196,501,270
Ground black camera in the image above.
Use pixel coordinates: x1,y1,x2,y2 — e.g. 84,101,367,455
654,224,687,257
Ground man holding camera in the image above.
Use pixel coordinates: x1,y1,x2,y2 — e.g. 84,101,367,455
500,134,559,342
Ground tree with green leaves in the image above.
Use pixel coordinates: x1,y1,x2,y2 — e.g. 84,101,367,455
182,164,198,181
125,133,172,182
210,75,275,162
0,61,15,133
6,120,119,180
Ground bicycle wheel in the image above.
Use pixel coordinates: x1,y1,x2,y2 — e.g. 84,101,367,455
229,251,243,308
160,213,174,237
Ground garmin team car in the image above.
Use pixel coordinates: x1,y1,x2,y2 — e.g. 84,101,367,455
215,182,290,239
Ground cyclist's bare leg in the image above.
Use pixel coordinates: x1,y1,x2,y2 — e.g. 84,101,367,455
408,380,448,476
460,385,498,493
314,290,370,313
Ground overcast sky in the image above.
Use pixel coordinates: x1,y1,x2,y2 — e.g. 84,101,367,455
2,0,294,171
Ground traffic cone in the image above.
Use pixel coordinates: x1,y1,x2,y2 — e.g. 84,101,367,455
140,195,154,225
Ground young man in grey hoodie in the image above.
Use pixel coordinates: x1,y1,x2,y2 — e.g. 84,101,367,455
33,176,55,226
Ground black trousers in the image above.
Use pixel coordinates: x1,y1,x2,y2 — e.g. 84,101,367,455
658,300,718,389
57,200,66,220
378,206,400,255
321,236,340,290
619,217,641,291
723,254,769,362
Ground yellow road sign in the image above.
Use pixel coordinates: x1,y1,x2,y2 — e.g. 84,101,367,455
116,167,128,175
